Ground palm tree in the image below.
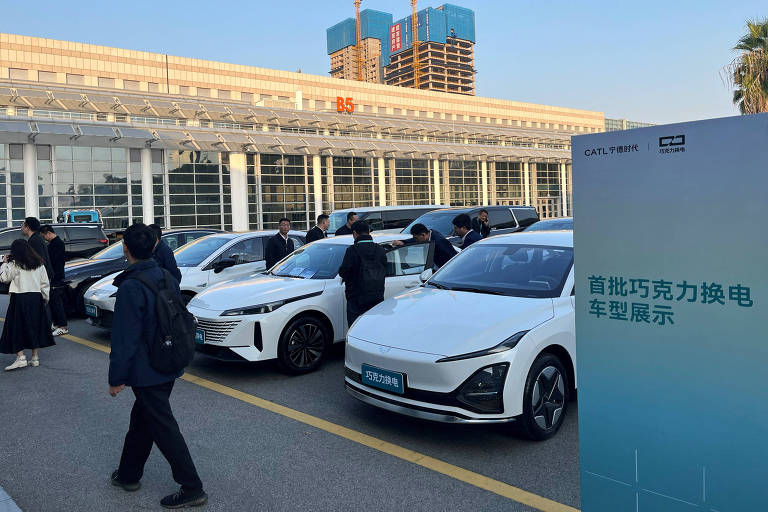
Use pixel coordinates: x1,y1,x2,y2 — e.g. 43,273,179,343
727,20,768,114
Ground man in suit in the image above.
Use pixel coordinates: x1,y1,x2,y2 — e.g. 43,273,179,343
265,218,295,269
334,212,358,236
472,209,491,238
21,217,53,281
392,223,456,269
149,224,182,283
453,213,482,249
306,214,329,244
40,225,68,336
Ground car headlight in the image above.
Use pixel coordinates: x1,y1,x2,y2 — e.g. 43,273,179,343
456,363,509,413
436,331,529,363
220,301,285,316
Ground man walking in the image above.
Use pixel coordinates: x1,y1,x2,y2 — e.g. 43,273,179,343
453,213,482,249
40,225,68,336
21,217,53,281
338,221,387,327
108,223,207,509
334,211,358,236
265,218,294,269
306,214,329,244
149,224,182,283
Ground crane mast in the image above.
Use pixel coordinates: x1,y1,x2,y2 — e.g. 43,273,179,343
355,0,363,81
411,0,420,89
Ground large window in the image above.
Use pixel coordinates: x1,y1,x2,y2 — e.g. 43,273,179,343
534,163,562,219
328,157,373,210
54,146,129,230
448,160,479,207
8,145,25,224
260,154,309,229
0,145,6,227
394,159,430,205
168,151,229,229
495,162,524,205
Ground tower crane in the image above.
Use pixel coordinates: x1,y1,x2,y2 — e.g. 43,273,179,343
355,0,363,81
411,0,420,89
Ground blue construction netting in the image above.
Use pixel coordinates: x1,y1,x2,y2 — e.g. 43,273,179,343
327,18,356,55
440,3,475,43
360,10,394,70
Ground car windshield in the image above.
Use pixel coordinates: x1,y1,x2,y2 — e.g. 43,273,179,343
428,244,573,298
91,242,125,260
328,212,348,233
271,243,348,279
525,219,573,231
174,236,231,267
402,209,471,238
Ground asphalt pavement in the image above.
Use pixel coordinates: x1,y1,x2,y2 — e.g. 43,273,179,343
0,294,580,512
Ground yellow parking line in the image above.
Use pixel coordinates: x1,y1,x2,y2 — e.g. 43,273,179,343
61,332,579,512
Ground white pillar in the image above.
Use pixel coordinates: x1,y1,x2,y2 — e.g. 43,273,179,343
387,158,397,206
377,157,386,206
228,152,249,231
312,155,323,216
560,162,568,217
490,161,497,204
140,148,154,224
23,143,38,218
295,90,303,111
432,159,441,205
480,160,488,205
326,156,335,210
522,160,531,205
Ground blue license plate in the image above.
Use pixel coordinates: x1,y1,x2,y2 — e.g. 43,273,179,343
85,304,98,317
194,329,205,344
361,364,405,395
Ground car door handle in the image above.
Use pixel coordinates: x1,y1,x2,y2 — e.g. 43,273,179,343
404,284,418,289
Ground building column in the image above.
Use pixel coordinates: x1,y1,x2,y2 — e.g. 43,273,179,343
312,154,323,215
441,160,450,205
522,160,531,205
490,161,497,205
560,161,568,217
140,148,154,224
254,153,264,230
480,160,489,205
228,152,249,231
377,157,386,206
23,144,38,218
530,162,539,209
326,156,335,210
432,159,441,205
387,158,397,205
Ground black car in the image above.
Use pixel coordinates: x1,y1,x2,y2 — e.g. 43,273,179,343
0,223,109,261
402,205,540,245
64,228,221,316
524,217,573,231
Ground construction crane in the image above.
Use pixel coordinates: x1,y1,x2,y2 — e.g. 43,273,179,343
411,0,420,89
354,0,363,81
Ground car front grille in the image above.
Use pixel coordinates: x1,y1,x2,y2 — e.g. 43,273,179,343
195,318,240,344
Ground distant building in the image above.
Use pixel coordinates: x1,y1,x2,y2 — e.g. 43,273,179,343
605,118,655,132
327,9,393,83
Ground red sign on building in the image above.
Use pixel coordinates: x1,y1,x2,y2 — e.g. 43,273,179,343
390,23,402,53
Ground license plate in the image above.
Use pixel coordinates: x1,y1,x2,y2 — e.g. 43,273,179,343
361,364,405,395
194,329,205,345
85,304,98,317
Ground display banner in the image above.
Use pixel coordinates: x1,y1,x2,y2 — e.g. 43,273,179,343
573,114,767,511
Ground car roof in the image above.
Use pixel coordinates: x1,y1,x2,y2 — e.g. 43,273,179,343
197,230,305,241
0,223,103,232
418,205,537,215
482,230,573,247
311,233,412,245
331,205,447,214
161,228,222,235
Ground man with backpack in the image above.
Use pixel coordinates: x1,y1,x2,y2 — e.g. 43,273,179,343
108,224,207,509
338,220,387,327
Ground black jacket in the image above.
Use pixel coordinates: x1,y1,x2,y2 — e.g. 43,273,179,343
306,226,327,244
152,239,182,283
28,232,53,281
338,235,387,305
472,218,491,238
403,230,454,269
265,233,294,269
48,236,66,285
462,230,483,249
335,224,353,236
109,260,183,387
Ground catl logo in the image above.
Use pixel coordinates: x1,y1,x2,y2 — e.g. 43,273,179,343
659,135,685,147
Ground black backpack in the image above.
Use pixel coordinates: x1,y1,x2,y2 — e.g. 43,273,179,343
133,270,197,374
355,245,386,291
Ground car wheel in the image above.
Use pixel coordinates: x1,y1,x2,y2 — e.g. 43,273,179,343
520,353,569,441
277,316,330,374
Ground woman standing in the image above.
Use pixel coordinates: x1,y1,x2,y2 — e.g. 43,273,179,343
1,239,55,370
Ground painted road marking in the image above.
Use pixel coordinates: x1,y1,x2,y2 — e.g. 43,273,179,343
61,332,579,512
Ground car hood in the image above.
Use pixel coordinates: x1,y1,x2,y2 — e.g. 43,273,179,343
189,275,327,311
65,257,126,278
349,287,554,357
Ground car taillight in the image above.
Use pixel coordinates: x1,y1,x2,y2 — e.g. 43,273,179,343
99,239,108,244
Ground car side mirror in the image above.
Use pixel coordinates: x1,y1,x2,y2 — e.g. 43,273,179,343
213,257,236,274
419,268,433,283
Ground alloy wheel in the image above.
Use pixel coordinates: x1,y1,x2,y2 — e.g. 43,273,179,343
531,366,565,430
286,323,325,369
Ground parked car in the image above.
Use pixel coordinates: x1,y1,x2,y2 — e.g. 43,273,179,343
64,228,221,316
344,231,575,441
402,205,539,245
328,205,448,234
524,217,573,231
0,223,109,262
84,230,305,328
187,233,457,374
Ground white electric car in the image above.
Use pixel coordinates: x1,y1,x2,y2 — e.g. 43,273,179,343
187,234,455,374
84,231,305,328
344,231,575,440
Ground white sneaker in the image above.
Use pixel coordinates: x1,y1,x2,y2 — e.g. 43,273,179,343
52,327,69,336
4,356,28,371
29,356,39,368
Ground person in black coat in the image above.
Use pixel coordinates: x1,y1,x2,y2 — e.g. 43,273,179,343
338,221,387,327
334,211,358,236
306,214,329,244
108,224,207,509
392,223,456,269
40,225,68,335
149,224,182,283
472,209,491,238
21,217,53,281
453,213,482,249
265,218,295,269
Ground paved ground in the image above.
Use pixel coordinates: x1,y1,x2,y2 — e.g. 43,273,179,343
0,294,580,512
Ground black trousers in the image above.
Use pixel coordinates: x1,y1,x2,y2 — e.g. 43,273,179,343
118,380,203,490
347,297,382,327
49,285,67,327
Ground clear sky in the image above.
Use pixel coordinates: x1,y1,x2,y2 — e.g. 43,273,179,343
2,0,765,124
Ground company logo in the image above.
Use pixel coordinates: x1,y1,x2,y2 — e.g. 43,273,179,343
659,134,686,154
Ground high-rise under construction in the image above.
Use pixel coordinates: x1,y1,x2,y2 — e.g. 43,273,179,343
326,3,476,96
